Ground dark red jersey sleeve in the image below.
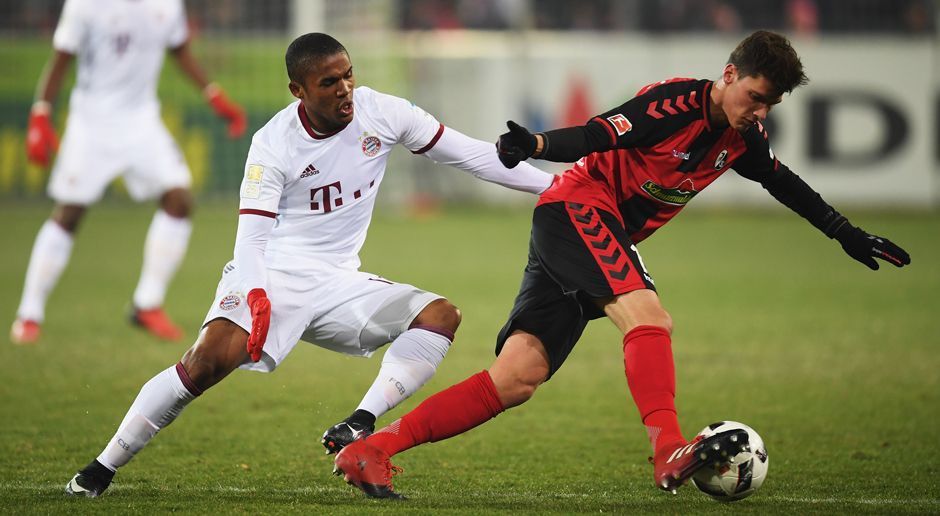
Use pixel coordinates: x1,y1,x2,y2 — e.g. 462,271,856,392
590,78,709,150
734,123,846,237
537,78,710,163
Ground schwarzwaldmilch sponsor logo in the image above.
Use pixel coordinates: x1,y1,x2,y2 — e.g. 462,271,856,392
641,179,698,205
300,164,319,178
219,294,240,310
362,135,381,157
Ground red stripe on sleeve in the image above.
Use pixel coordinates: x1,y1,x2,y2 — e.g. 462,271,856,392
412,123,445,154
592,116,617,146
239,208,277,218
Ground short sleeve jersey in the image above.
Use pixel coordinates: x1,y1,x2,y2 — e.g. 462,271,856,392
538,78,784,244
238,86,444,271
53,0,188,119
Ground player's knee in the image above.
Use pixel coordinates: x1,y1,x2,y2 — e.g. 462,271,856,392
160,188,193,219
412,298,461,334
658,311,674,335
498,371,543,408
179,321,246,391
51,204,86,234
632,307,673,335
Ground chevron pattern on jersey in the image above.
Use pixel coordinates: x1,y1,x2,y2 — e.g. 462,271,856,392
565,203,635,284
646,90,700,119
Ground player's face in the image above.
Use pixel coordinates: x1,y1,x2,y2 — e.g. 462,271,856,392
290,52,355,133
720,65,782,132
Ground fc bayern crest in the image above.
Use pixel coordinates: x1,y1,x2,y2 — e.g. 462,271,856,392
219,294,240,311
361,136,381,157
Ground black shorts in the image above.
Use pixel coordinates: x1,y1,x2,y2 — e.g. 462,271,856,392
495,201,656,378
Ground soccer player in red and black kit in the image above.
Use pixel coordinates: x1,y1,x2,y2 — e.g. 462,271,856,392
333,30,910,498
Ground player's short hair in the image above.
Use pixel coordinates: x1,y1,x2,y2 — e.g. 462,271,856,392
286,33,348,83
728,30,809,97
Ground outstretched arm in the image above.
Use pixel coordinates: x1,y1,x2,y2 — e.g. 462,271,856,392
169,41,247,138
424,126,555,194
760,167,910,270
26,50,73,166
734,125,909,270
496,121,612,168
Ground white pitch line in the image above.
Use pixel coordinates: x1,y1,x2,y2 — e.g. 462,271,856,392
4,484,939,507
768,496,940,506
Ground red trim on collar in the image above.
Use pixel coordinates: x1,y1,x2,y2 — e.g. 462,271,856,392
297,102,345,140
412,123,445,154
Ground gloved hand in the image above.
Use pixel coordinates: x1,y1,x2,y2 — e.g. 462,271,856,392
205,83,247,138
246,288,271,362
496,120,537,169
833,222,910,270
26,102,59,167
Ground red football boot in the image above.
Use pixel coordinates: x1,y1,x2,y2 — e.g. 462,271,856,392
130,307,184,341
651,428,750,494
10,319,41,345
333,439,405,499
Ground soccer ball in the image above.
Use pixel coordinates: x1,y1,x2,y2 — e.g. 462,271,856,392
691,421,768,501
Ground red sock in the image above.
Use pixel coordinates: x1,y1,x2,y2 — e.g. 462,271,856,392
623,325,684,453
368,370,504,457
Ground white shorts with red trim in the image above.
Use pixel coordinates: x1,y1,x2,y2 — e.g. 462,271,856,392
202,260,443,372
48,113,191,204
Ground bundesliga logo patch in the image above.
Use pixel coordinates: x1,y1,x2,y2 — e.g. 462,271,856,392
606,114,632,135
219,294,240,311
361,136,381,157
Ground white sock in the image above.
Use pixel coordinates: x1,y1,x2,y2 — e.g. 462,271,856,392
97,364,200,471
132,210,192,309
356,328,452,418
16,220,74,322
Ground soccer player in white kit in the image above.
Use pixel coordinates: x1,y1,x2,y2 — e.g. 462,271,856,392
64,33,555,497
11,0,246,344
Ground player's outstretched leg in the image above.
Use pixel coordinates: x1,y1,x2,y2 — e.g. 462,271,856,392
321,409,375,454
63,363,202,498
64,321,246,498
651,428,750,493
334,369,507,498
333,439,405,499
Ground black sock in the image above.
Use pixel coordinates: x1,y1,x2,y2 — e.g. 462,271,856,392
81,459,116,483
347,409,376,429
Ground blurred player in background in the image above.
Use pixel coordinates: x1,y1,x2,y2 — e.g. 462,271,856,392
63,32,554,497
11,0,246,344
335,30,911,498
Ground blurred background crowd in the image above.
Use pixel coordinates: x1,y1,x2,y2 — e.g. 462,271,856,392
6,0,935,35
0,0,936,206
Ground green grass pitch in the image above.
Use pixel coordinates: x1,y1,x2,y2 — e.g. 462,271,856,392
0,201,938,514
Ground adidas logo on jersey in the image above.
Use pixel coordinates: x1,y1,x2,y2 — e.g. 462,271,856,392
300,164,319,178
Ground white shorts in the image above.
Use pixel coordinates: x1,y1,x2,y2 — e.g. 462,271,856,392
202,261,443,372
48,113,191,205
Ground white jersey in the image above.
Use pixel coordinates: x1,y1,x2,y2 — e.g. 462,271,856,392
53,0,188,121
239,87,443,272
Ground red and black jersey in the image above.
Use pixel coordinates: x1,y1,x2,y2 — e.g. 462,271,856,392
537,77,838,244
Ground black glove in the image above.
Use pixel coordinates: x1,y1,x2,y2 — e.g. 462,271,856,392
496,120,537,169
833,222,910,270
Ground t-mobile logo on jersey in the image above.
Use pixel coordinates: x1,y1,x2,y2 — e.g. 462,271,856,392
310,182,343,213
309,179,376,213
